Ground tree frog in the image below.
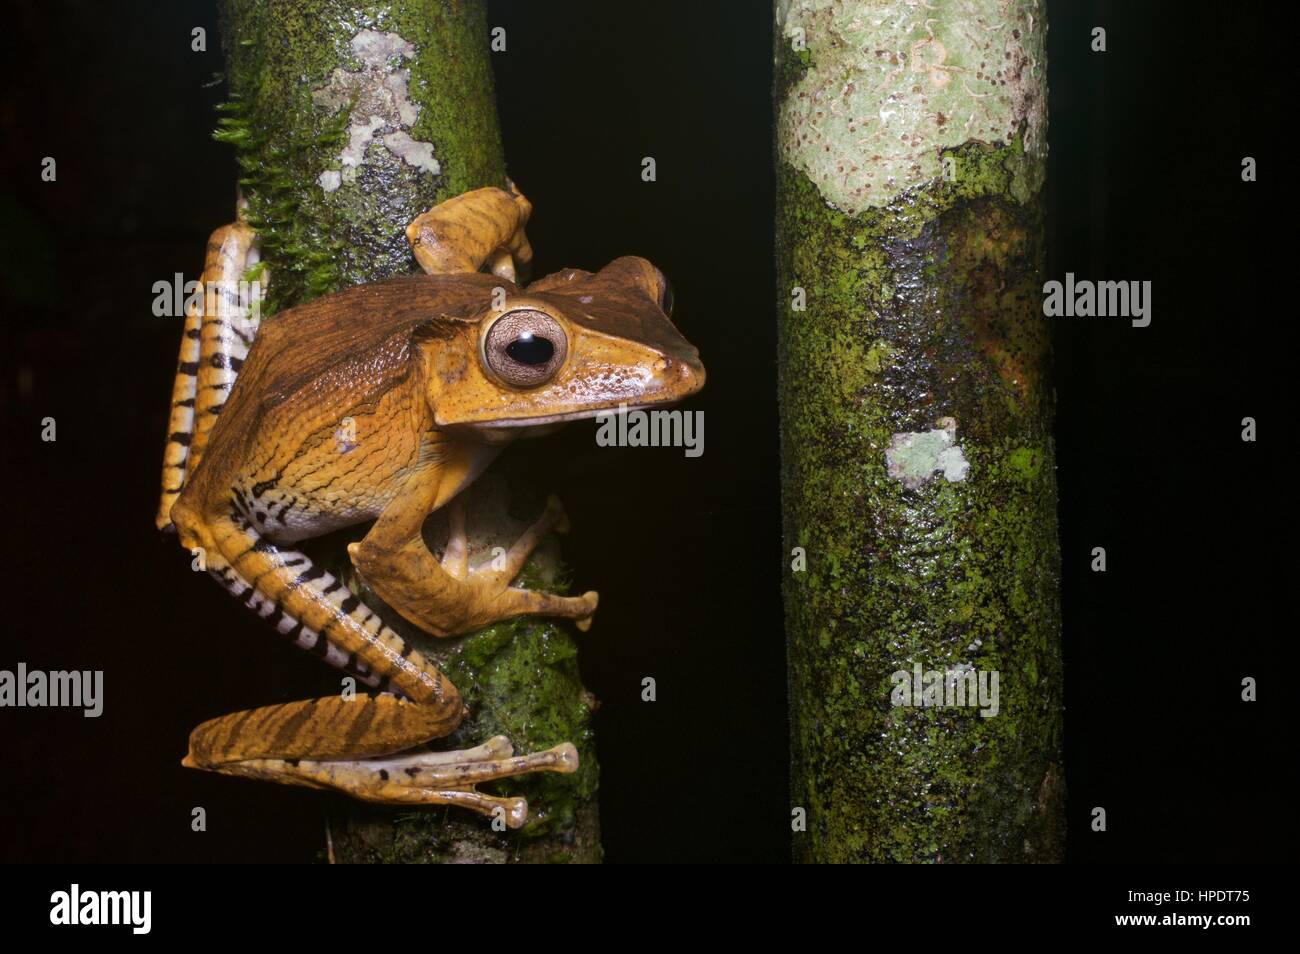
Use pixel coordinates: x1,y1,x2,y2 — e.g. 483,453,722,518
156,185,705,827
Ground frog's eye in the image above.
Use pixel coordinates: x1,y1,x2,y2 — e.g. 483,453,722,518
654,268,674,317
482,309,568,387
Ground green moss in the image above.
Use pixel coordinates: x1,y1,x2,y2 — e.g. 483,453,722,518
776,37,1062,863
443,612,599,840
863,340,893,374
1007,447,1043,482
387,2,505,201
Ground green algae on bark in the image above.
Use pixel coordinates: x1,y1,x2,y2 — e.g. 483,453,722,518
775,0,1063,863
217,0,600,863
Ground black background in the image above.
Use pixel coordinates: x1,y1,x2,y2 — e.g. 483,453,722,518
0,0,1282,863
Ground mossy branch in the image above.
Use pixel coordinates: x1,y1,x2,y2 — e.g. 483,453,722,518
775,0,1064,863
217,0,601,864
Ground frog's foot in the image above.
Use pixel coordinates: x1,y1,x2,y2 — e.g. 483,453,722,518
443,493,597,631
211,737,578,827
349,494,598,636
183,694,578,827
338,736,575,825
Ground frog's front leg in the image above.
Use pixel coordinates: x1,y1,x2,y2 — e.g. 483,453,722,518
348,460,598,637
405,183,532,280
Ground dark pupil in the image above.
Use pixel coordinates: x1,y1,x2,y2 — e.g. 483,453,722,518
505,332,554,365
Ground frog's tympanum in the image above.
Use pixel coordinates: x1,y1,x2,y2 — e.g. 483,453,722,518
156,186,704,826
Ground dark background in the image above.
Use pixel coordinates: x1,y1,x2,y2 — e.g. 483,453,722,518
0,1,1281,863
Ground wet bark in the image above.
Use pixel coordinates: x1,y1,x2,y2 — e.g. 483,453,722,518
218,0,600,864
774,0,1064,862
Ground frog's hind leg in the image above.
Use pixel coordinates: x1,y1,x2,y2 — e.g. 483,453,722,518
156,222,264,531
171,503,577,824
203,545,390,691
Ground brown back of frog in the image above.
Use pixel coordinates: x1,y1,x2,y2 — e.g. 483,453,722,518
173,272,504,517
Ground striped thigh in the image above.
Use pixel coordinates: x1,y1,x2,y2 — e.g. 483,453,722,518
194,505,461,711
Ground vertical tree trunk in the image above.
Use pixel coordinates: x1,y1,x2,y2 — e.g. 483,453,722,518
218,0,601,864
774,0,1064,862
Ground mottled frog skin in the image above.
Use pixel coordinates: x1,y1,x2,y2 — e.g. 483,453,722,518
156,186,704,826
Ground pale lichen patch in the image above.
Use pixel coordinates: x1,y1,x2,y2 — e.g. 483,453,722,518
339,115,386,169
775,0,1046,212
383,130,440,177
311,29,441,189
349,28,416,69
885,417,970,489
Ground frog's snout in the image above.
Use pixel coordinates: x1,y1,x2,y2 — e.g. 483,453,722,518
654,349,706,401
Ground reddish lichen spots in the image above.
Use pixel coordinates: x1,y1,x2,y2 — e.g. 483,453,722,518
775,0,1047,211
